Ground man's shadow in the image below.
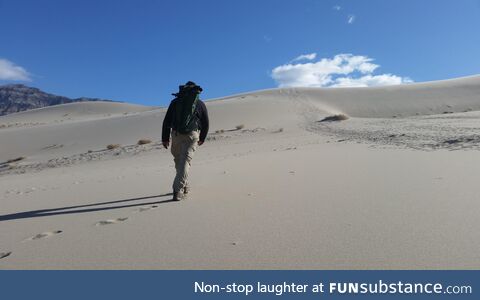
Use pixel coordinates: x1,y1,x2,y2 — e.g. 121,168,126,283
0,193,175,222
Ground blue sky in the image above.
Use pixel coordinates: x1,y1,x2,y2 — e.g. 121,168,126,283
1,0,479,106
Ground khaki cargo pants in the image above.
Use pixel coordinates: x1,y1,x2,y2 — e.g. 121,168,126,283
171,130,200,196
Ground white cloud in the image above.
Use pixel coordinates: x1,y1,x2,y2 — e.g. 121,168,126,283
331,74,413,87
292,53,317,62
0,58,31,81
333,5,342,11
347,14,356,24
271,53,412,88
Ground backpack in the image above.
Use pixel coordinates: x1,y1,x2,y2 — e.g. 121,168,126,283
172,82,202,134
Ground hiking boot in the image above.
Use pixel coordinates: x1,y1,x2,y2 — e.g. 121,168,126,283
173,191,186,201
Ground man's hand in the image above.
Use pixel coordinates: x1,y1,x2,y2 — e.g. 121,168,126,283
162,141,169,149
198,140,204,146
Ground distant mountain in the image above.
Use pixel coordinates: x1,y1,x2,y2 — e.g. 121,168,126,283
0,84,115,116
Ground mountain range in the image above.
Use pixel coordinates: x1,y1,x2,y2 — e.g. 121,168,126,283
0,84,114,116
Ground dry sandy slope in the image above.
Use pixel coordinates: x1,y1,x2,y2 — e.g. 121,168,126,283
0,101,155,125
0,76,480,269
2,75,480,164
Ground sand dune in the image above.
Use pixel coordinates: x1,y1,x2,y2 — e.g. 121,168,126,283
0,101,154,133
214,75,480,118
0,76,479,269
2,75,479,163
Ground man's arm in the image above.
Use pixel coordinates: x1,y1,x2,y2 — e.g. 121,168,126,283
198,101,209,145
162,101,175,148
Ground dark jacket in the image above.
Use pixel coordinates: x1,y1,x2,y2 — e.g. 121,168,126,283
162,99,209,143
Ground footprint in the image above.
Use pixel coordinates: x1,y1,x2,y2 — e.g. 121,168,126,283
0,251,12,260
25,230,62,241
95,217,128,226
135,205,159,213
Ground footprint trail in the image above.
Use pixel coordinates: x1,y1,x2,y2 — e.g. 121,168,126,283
135,205,159,213
24,230,63,241
95,217,128,226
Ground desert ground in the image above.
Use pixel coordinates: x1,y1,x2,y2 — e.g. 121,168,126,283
1,76,480,269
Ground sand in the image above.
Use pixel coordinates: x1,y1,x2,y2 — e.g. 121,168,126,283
1,75,480,269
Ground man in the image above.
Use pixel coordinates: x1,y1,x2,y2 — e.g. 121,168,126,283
162,81,209,201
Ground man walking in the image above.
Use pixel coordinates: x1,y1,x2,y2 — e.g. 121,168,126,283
162,81,209,201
